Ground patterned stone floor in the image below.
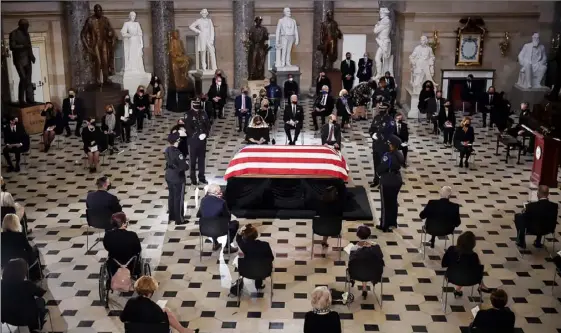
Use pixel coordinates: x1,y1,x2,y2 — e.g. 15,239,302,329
2,99,560,333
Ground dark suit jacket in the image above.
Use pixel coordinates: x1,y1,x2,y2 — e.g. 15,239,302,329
316,76,332,95
235,234,274,262
283,104,304,124
133,94,150,115
1,280,46,327
461,81,478,102
419,198,461,232
4,124,30,152
478,92,501,113
336,97,353,117
357,58,373,81
1,230,33,266
199,195,230,219
314,94,335,114
340,59,356,81
438,107,456,129
321,123,341,146
454,126,475,144
265,84,282,100
426,97,445,117
234,95,252,117
117,102,136,125
395,122,409,143
521,199,558,234
62,97,83,122
283,80,299,98
208,83,228,107
471,307,515,333
86,190,122,222
385,76,396,92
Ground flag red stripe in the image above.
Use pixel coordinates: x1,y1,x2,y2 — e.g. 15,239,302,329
228,156,348,169
224,167,348,181
240,147,337,154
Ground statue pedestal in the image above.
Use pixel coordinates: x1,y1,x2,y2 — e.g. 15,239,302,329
4,103,45,135
325,69,342,97
81,83,128,119
247,80,266,98
193,70,216,96
404,84,420,119
123,72,152,96
511,84,550,111
272,66,301,97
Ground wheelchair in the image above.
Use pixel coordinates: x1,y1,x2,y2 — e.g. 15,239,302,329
98,254,151,308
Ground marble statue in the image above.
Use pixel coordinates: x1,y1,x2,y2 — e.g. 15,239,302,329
189,9,217,72
120,11,146,73
516,33,548,89
248,16,271,81
275,7,299,69
81,4,116,86
409,36,436,92
373,7,393,80
318,10,342,70
9,19,35,105
169,30,191,91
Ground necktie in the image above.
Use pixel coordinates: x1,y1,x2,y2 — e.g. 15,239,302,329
489,94,493,103
11,126,15,132
468,82,471,89
328,124,334,142
321,95,326,106
217,84,220,92
71,98,74,105
436,99,440,113
242,96,245,109
293,105,296,116
397,124,401,133
202,102,205,110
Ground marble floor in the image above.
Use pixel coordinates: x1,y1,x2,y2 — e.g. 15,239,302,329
1,99,560,333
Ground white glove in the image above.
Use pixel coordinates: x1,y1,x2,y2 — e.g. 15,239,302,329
371,133,378,140
179,129,187,137
198,134,207,140
401,142,407,147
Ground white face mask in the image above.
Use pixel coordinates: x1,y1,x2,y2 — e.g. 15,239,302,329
289,78,293,81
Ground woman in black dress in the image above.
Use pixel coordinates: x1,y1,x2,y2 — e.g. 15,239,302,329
134,85,150,132
118,93,136,143
81,117,104,173
304,286,341,333
148,76,164,117
40,102,63,152
453,117,475,168
418,80,435,120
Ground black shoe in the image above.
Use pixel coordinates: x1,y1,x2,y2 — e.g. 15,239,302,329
191,180,198,186
14,165,20,172
321,241,329,248
238,128,242,133
453,290,463,298
271,139,276,145
65,133,71,137
256,283,266,290
289,141,296,145
198,178,208,184
515,241,527,249
533,242,543,248
375,225,389,232
369,180,380,188
362,290,368,299
126,139,131,143
479,286,494,294
424,242,435,249
459,161,463,167
464,161,469,168
89,167,95,173
212,242,222,251
314,126,319,131
223,245,238,254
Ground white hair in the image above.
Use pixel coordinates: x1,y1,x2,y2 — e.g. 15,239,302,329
322,85,329,91
310,286,331,310
0,192,15,208
339,89,348,97
207,184,221,195
440,186,452,199
2,214,22,233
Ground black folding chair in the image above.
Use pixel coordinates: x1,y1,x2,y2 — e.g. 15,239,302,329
124,322,169,333
441,264,484,313
311,216,343,260
419,221,456,259
236,257,274,306
345,257,384,308
85,209,112,254
2,308,54,333
198,217,233,261
524,223,557,258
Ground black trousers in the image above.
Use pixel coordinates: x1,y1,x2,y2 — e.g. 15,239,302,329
343,79,353,92
400,146,408,164
455,144,473,161
213,101,225,118
107,133,115,147
379,182,401,229
15,62,34,103
3,146,22,167
189,139,206,181
341,112,350,128
372,151,382,183
269,99,280,118
167,181,185,224
211,220,240,246
137,113,145,131
481,110,490,127
121,123,131,141
514,213,543,246
312,110,326,130
442,127,454,144
284,124,302,143
65,120,82,136
238,114,250,131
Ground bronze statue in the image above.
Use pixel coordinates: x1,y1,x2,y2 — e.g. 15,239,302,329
247,16,271,81
168,30,191,91
318,10,342,70
80,4,116,86
9,19,35,105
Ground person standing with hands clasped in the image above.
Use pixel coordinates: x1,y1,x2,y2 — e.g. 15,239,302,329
165,132,189,225
376,135,404,233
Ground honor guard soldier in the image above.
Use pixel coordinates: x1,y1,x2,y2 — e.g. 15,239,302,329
165,132,189,225
186,100,211,185
368,102,395,188
376,134,404,232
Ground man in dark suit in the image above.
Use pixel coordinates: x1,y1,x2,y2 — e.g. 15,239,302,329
357,53,373,83
283,74,299,104
62,88,84,137
438,101,456,146
426,90,446,133
85,177,122,224
321,114,341,149
340,52,356,91
3,116,29,173
394,113,409,165
283,94,304,145
419,186,461,248
312,85,335,131
315,71,331,96
478,86,501,128
234,89,252,133
515,185,559,248
207,76,228,119
199,184,239,253
461,74,478,115
199,94,215,124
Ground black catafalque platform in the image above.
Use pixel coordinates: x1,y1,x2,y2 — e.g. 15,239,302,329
224,178,373,220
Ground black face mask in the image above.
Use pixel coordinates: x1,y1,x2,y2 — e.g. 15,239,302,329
397,119,402,123
331,119,337,124
106,184,113,191
139,90,145,93
1,184,6,192
107,110,113,114
69,94,75,98
346,56,351,60
125,98,130,102
264,105,269,108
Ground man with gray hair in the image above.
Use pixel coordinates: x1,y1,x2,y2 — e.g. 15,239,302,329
198,184,239,253
419,186,461,248
283,94,303,145
514,185,558,249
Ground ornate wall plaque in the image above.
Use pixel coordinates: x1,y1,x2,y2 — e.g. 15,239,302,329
455,17,487,66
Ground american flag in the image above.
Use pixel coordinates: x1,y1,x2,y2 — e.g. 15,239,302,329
224,145,349,181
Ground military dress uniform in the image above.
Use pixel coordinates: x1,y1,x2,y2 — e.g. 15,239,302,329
368,104,396,187
165,132,189,224
376,135,404,232
185,105,211,185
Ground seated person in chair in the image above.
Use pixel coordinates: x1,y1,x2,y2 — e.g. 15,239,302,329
419,186,461,248
349,225,384,299
41,102,64,152
454,117,474,168
235,224,274,290
304,286,342,333
1,258,48,333
103,212,142,276
235,88,252,133
312,85,335,131
469,289,515,333
283,94,304,145
256,98,275,127
81,117,105,173
120,276,198,333
3,116,29,173
245,116,270,145
321,114,341,150
1,214,42,281
514,185,558,249
86,177,122,226
1,178,30,234
315,186,344,248
199,184,239,253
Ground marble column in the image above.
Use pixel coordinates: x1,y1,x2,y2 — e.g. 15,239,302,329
63,1,92,91
233,0,254,90
311,0,334,94
378,1,403,97
150,1,174,100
